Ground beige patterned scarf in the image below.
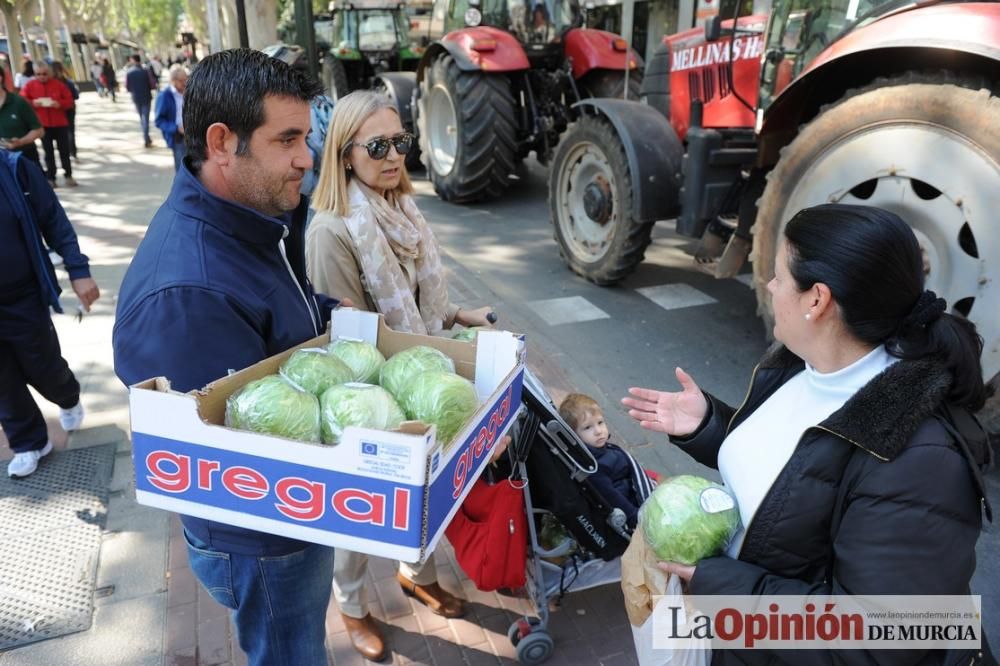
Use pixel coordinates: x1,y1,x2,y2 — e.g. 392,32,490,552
343,180,450,334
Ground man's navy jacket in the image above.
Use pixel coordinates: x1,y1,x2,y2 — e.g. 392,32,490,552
113,161,339,556
0,149,90,312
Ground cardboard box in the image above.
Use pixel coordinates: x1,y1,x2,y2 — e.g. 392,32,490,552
128,310,524,563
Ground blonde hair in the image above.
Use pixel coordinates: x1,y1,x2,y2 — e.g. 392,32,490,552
558,393,603,431
312,90,413,216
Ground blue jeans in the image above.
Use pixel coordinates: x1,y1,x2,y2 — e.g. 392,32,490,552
136,102,151,142
183,530,334,665
171,134,186,172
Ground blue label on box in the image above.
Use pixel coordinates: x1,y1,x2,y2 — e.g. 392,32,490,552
133,433,424,547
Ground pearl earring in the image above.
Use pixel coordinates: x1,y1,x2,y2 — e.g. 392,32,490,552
804,313,812,321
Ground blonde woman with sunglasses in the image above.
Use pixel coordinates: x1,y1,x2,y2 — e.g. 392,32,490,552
306,90,494,661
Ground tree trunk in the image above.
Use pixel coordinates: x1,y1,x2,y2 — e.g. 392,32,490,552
60,5,86,81
219,0,240,50
0,4,25,75
246,0,278,50
39,0,61,66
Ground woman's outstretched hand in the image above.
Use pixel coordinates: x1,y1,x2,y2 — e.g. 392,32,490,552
621,367,708,437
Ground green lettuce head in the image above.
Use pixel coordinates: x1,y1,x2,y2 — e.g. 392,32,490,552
320,383,406,445
328,338,385,384
639,475,740,565
280,348,353,397
400,371,479,448
225,374,321,442
379,345,456,400
451,327,485,342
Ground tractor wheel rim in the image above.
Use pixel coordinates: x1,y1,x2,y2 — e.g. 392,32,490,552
556,140,617,263
774,122,1000,378
427,83,458,176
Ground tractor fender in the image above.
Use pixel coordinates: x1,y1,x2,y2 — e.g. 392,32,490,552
760,2,1000,163
574,98,683,222
564,28,642,81
374,72,417,129
415,26,530,84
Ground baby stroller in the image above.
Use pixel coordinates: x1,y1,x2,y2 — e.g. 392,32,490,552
497,369,655,664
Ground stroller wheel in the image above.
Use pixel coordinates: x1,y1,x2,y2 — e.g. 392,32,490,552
515,630,554,665
508,616,540,646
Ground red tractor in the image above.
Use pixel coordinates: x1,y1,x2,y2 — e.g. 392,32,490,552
549,0,1000,384
385,0,643,203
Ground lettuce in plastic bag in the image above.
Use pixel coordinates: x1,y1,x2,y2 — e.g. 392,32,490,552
225,374,321,442
319,383,406,445
400,371,479,447
280,348,353,397
639,475,740,565
328,338,385,384
379,345,455,400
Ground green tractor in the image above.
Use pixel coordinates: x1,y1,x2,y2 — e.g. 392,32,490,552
318,0,428,99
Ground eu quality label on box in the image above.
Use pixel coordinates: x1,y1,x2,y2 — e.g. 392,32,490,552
356,440,414,480
132,433,424,547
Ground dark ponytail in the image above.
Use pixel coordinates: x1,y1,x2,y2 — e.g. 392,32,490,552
784,204,986,411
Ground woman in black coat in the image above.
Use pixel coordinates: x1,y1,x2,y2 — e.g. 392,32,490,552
624,204,992,665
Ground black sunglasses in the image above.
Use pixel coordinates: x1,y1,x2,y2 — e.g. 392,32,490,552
346,132,414,160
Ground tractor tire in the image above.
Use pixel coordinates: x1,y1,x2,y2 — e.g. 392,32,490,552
417,54,517,203
549,114,652,285
752,72,1000,381
323,58,351,100
580,68,643,100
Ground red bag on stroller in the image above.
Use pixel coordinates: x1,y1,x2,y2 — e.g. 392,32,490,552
446,474,527,591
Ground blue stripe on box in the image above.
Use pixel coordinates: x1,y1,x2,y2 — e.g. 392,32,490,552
132,433,424,547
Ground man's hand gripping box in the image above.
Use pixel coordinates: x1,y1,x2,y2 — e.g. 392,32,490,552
127,310,524,564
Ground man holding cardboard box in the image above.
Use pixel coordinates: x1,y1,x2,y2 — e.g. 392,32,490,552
113,49,345,665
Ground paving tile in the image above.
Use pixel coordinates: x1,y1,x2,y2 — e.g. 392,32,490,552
599,652,640,666
375,574,413,619
166,650,198,666
424,627,462,666
197,584,230,621
410,595,450,633
328,627,367,666
448,615,488,647
527,296,610,326
168,565,198,608
165,601,197,655
169,529,190,571
461,578,501,609
637,283,717,311
460,643,502,665
197,613,232,665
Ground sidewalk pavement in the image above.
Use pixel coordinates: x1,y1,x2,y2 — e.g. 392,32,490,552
0,93,639,666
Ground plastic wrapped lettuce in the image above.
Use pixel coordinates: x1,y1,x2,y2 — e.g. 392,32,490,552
380,345,456,400
280,348,353,397
639,475,740,565
451,327,485,342
400,371,479,447
319,383,406,445
225,374,321,442
328,338,385,384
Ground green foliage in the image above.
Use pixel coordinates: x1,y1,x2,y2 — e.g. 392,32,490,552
119,0,182,52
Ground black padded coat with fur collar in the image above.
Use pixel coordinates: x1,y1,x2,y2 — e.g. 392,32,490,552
673,344,993,666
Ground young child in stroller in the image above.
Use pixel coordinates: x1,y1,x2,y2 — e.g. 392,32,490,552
558,393,656,529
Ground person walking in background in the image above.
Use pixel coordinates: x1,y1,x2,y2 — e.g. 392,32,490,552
90,58,106,97
0,148,99,478
20,63,76,187
0,67,44,167
125,54,154,147
100,57,117,102
154,64,187,171
50,62,79,160
14,57,34,91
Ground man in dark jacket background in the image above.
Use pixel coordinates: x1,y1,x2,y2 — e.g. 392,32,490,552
124,54,154,147
113,49,345,665
0,149,99,478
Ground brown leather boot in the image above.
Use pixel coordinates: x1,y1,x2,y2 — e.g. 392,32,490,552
396,571,466,618
341,613,386,661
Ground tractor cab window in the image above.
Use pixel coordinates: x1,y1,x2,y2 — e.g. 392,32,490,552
335,8,411,51
507,0,581,43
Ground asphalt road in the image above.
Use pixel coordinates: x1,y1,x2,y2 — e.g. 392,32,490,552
408,160,1000,643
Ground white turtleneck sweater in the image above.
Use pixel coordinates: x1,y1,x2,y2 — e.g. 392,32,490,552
718,345,897,558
